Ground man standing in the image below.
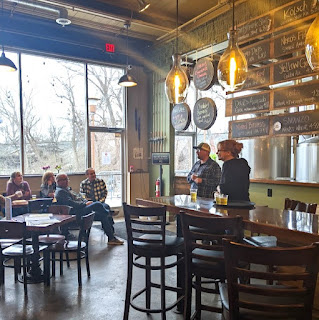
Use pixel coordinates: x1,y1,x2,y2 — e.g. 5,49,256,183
187,142,221,198
55,173,123,245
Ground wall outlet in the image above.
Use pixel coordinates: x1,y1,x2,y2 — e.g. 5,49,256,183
267,188,272,197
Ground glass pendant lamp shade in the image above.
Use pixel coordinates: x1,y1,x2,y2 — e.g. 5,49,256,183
0,48,17,72
217,30,247,92
165,54,189,104
305,14,319,71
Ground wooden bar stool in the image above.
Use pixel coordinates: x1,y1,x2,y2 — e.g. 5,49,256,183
122,203,184,320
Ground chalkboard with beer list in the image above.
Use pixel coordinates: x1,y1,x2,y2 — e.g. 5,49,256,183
273,55,315,83
274,80,319,109
238,14,272,43
193,58,215,91
226,92,270,116
242,40,270,65
230,117,270,139
273,0,318,29
193,98,217,130
271,110,319,136
241,65,271,90
171,103,191,131
273,25,308,58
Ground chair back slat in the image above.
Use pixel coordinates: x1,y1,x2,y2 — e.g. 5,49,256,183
0,220,26,239
48,205,72,215
223,240,319,320
123,202,167,248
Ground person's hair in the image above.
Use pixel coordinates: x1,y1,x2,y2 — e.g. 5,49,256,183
218,139,243,158
42,171,54,185
56,173,67,184
9,171,22,183
85,167,94,175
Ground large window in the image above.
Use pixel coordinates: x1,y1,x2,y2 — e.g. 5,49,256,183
0,51,125,178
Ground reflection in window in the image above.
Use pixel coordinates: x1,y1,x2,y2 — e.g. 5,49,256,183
88,65,124,128
21,54,86,174
0,52,21,174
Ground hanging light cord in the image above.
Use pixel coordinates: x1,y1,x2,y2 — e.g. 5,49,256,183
126,23,129,70
176,0,178,54
232,0,235,31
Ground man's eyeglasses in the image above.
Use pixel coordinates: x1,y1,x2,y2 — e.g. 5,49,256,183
58,178,69,181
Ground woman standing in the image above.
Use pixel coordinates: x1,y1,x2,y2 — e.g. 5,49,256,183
217,139,250,201
40,171,56,198
6,171,31,200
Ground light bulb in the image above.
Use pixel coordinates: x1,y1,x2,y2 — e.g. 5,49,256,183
217,30,248,92
165,54,189,104
305,14,319,71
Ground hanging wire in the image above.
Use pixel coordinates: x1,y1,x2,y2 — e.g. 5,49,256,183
232,0,235,31
176,0,178,54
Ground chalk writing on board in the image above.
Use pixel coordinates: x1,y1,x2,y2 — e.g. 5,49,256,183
230,118,269,139
193,98,217,130
171,103,191,131
231,92,270,115
193,58,214,91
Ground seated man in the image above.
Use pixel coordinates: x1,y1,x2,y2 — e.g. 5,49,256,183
55,173,123,245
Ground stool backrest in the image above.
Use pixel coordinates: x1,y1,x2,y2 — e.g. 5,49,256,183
0,220,26,240
180,211,243,268
223,240,319,320
285,198,317,214
28,198,53,213
78,212,95,245
123,202,167,250
48,205,72,215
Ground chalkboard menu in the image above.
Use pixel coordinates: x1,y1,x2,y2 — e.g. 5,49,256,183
274,0,318,29
242,40,270,65
273,26,308,58
193,58,215,91
193,98,217,130
230,117,270,139
238,14,272,43
274,80,319,109
242,65,271,90
227,92,270,116
271,110,319,136
273,55,315,83
171,103,191,131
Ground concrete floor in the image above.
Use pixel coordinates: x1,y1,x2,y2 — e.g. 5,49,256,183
0,219,318,320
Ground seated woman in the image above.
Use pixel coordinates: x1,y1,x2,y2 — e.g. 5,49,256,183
6,171,31,216
40,171,56,198
217,139,251,201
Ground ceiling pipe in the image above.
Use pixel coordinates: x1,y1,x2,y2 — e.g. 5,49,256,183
5,0,71,26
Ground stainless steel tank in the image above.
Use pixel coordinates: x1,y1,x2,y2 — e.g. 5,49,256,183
296,136,319,183
240,137,291,180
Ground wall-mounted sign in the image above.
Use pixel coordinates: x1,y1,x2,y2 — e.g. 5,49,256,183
152,152,170,165
193,58,215,91
226,92,270,116
193,98,217,130
133,147,143,159
230,117,270,139
171,103,191,131
270,110,319,136
242,65,271,90
242,40,271,65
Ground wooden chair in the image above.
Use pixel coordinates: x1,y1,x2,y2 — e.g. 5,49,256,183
28,198,53,213
220,240,319,320
123,202,184,320
180,211,243,320
45,212,95,286
0,220,33,295
285,198,317,214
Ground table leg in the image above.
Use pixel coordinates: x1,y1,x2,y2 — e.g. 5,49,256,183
28,233,44,283
176,215,184,313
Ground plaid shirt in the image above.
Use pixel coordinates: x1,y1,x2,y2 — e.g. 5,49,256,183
80,178,108,203
187,158,221,198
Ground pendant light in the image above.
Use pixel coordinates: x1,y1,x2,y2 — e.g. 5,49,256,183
118,21,137,87
0,45,17,72
305,7,319,71
0,1,17,72
137,0,150,13
165,0,189,104
217,0,247,92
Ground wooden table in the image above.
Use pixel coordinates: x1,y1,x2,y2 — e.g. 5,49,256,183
13,213,76,283
136,196,319,246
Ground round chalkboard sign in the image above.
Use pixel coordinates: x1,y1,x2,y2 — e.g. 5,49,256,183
171,103,191,131
193,98,217,130
193,57,215,91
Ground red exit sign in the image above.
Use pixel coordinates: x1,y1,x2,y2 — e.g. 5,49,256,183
105,43,115,53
